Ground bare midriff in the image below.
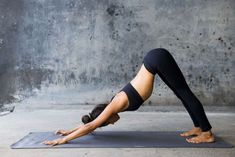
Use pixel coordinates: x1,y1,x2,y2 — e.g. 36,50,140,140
130,64,155,101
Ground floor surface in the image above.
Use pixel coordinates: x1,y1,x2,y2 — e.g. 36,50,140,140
0,105,234,157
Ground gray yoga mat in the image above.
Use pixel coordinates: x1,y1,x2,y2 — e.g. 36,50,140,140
11,131,233,149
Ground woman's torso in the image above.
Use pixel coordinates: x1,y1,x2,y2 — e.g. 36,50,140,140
117,64,154,112
110,64,155,112
130,64,154,101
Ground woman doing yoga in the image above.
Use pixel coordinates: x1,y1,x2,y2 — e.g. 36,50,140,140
43,48,215,146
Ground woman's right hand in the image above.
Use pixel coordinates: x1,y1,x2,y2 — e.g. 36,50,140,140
55,130,71,136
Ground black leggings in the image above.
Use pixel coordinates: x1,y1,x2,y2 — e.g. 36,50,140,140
143,48,212,131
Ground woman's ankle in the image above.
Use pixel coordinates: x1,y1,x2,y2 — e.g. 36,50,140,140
201,129,213,136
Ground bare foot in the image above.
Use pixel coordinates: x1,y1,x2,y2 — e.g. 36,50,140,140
186,131,215,143
180,127,202,137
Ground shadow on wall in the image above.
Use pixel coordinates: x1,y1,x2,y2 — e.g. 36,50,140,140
0,106,15,116
0,0,23,109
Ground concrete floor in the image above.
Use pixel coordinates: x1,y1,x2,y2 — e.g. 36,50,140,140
0,105,235,157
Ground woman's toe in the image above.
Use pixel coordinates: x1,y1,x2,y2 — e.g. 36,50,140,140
186,138,191,143
181,132,190,137
186,137,197,143
180,133,185,136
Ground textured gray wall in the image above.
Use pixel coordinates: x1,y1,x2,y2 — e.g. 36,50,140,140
0,0,234,108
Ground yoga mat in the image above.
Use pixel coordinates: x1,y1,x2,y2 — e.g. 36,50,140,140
11,131,233,149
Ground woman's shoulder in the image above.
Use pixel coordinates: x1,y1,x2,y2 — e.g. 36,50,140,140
109,91,129,113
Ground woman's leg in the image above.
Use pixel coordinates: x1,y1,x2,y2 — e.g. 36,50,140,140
143,48,214,142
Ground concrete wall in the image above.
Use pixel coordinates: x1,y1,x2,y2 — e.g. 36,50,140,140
0,0,234,108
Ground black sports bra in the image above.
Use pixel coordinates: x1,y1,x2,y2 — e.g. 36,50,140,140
110,82,144,111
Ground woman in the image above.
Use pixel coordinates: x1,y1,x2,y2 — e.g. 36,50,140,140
43,48,215,146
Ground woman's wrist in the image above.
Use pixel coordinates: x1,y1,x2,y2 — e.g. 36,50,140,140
67,130,73,134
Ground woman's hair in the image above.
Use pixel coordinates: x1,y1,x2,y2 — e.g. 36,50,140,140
82,103,109,127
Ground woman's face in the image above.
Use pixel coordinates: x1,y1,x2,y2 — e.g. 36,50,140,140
108,113,120,125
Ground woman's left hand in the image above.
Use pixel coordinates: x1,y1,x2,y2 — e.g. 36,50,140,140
42,138,67,146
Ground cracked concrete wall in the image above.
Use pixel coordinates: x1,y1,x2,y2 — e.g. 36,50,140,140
0,0,234,108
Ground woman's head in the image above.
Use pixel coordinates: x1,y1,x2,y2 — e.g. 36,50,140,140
81,103,119,127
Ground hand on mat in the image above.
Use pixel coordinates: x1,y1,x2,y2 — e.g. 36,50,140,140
55,130,71,136
42,138,67,146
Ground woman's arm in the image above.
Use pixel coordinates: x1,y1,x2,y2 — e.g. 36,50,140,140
63,100,120,141
43,123,98,146
55,125,82,136
43,94,126,146
61,123,96,142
